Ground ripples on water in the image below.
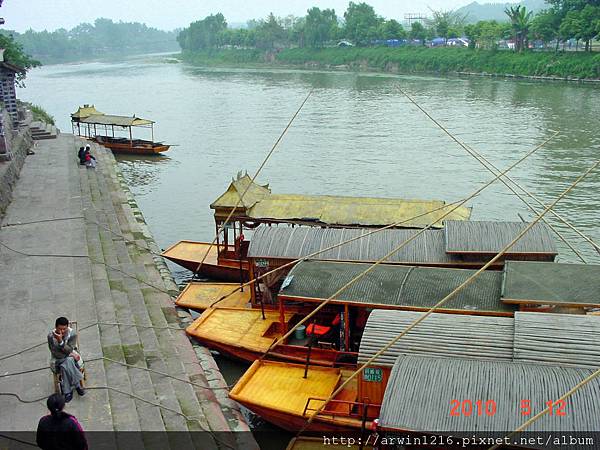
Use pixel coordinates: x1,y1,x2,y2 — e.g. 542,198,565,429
19,56,600,271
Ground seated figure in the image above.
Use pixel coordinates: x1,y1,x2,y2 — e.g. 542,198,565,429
48,317,85,402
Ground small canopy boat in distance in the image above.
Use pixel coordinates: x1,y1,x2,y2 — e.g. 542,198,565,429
71,104,170,155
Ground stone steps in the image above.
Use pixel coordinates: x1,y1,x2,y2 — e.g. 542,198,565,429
78,139,231,448
29,121,59,140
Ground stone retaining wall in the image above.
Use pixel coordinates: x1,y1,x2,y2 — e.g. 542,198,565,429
0,115,34,217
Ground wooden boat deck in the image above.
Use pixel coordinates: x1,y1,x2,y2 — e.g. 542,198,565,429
230,360,342,417
186,307,295,353
161,241,249,281
175,282,250,311
162,241,220,266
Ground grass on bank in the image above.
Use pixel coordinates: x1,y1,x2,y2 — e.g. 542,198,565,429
182,47,600,80
29,103,55,125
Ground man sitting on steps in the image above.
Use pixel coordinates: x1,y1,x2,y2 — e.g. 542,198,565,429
48,317,85,402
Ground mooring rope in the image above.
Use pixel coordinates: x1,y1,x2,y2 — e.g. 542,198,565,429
191,89,314,278
207,199,466,308
297,154,600,436
260,131,558,361
395,85,592,263
488,367,600,450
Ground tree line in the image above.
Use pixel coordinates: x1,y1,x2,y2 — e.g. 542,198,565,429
177,0,600,53
4,18,179,63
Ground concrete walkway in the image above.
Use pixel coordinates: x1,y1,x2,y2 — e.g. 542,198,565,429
0,134,256,449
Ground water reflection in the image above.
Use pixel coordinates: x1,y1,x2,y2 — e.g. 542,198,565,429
116,153,173,195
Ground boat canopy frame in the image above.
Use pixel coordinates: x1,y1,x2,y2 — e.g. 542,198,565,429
71,105,157,146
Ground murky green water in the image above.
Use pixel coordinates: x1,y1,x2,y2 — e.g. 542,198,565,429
18,54,600,446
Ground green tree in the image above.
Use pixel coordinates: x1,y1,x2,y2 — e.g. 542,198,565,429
531,9,562,49
0,33,40,85
428,9,467,43
254,13,287,50
505,5,533,52
343,2,383,45
304,7,338,48
559,9,583,49
578,5,600,51
465,20,509,49
409,21,427,44
376,19,406,40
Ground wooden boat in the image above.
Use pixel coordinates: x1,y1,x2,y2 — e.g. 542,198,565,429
161,241,249,282
230,310,600,434
186,260,518,367
174,282,250,311
229,359,372,433
94,136,169,155
189,259,600,368
162,173,474,281
186,307,355,366
71,105,170,155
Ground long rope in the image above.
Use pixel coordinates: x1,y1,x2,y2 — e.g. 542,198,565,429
0,322,181,362
261,131,558,359
462,144,587,263
464,143,600,258
0,240,176,298
191,89,314,277
397,86,589,263
298,155,600,434
0,386,235,450
207,199,466,308
488,368,600,450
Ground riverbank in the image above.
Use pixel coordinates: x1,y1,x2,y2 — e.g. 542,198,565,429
181,47,600,82
0,129,256,449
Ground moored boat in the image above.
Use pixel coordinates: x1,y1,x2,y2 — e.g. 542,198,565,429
162,173,473,281
71,104,170,155
230,309,600,434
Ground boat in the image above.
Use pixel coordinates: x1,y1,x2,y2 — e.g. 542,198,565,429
186,259,600,367
174,282,251,311
246,220,558,301
161,173,473,281
377,355,600,441
162,240,249,282
71,104,170,155
229,309,600,434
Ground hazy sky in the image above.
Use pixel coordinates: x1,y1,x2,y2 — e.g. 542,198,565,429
1,0,514,32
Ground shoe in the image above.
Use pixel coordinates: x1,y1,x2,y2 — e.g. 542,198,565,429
76,387,85,396
64,392,73,403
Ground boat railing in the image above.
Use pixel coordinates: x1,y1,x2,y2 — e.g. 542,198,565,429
303,396,379,420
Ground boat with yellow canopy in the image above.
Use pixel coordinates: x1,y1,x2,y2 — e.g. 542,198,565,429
71,104,170,155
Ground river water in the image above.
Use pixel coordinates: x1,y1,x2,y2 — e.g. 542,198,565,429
18,54,600,444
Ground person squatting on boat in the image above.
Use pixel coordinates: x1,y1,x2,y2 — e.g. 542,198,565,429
36,393,88,450
48,317,85,402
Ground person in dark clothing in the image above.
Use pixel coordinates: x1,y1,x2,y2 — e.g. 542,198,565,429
48,317,85,402
77,146,85,165
36,393,88,450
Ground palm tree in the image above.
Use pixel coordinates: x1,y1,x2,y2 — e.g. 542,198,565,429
505,5,533,52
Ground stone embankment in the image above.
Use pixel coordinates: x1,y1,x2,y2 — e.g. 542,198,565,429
0,126,257,449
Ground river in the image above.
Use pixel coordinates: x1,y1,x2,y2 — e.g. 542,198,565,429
18,53,600,445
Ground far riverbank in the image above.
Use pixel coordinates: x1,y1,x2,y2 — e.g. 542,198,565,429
180,47,600,82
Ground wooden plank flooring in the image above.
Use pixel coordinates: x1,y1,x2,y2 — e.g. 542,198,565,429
162,241,219,265
232,361,341,415
186,307,295,352
175,282,251,310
